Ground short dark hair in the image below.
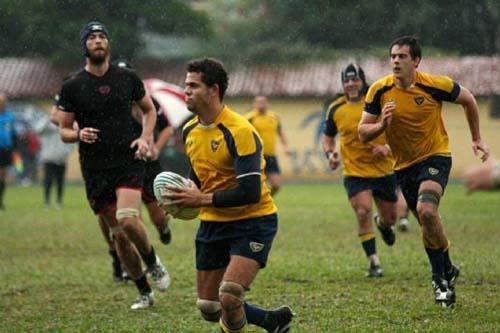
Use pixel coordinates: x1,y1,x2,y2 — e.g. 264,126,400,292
187,58,229,101
390,36,422,60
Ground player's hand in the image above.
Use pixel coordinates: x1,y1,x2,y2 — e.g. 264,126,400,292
371,144,390,157
79,127,100,144
131,137,150,160
162,180,202,209
148,146,160,161
380,101,395,129
472,139,490,162
327,151,340,170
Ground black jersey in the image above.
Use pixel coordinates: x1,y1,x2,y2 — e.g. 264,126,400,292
58,64,146,170
131,97,170,139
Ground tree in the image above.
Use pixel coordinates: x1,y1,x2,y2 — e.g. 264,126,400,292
0,0,212,64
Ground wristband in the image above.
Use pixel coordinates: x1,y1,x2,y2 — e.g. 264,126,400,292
76,129,81,141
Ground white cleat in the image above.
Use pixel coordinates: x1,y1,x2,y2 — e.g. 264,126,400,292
398,217,410,232
148,255,171,291
130,291,154,310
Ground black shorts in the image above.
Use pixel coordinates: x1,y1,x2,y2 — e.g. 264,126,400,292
142,160,163,204
195,214,278,270
343,174,398,202
264,155,281,174
81,161,145,214
396,155,452,211
0,148,13,167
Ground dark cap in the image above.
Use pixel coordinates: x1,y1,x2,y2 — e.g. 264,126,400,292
80,20,109,57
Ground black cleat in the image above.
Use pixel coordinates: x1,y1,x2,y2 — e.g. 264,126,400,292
265,305,295,333
366,263,384,278
159,226,172,245
432,277,455,308
375,215,396,246
445,264,460,291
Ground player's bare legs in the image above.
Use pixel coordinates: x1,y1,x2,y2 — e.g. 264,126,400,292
349,190,383,276
396,187,410,231
145,201,171,244
463,159,496,193
417,181,448,249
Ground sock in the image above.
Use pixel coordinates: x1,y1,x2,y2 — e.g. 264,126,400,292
134,274,152,294
360,233,376,257
140,246,157,269
425,247,445,280
219,316,247,333
109,249,120,264
443,247,453,273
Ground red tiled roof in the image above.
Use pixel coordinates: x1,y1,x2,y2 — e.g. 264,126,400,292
2,57,500,98
0,58,64,99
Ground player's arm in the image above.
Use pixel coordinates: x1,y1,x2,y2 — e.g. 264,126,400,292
454,85,490,161
358,101,394,143
136,92,156,141
165,131,262,208
277,122,292,156
59,111,79,143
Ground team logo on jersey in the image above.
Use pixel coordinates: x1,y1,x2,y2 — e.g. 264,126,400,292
249,242,264,253
210,139,220,152
414,95,425,105
98,85,111,95
428,167,439,175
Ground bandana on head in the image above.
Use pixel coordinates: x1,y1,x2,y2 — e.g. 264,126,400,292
80,20,109,57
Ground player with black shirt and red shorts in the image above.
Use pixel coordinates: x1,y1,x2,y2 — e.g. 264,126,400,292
58,21,169,309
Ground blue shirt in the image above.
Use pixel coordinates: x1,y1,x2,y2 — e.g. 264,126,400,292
0,109,16,149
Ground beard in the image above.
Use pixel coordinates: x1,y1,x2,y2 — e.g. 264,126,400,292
88,48,109,65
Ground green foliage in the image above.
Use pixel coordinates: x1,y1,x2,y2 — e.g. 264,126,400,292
0,184,499,332
0,0,212,64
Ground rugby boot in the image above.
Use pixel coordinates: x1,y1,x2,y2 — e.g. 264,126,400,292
263,305,295,333
366,263,384,278
130,291,154,310
148,255,171,291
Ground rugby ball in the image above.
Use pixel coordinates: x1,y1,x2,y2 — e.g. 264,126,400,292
153,171,200,220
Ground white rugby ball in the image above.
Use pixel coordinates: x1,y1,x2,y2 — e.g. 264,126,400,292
153,171,200,220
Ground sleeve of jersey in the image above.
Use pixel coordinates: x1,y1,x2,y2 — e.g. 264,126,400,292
130,72,146,101
323,106,338,136
57,85,73,113
431,76,461,102
212,128,262,207
364,85,382,115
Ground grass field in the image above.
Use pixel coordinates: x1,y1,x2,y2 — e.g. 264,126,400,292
1,183,499,332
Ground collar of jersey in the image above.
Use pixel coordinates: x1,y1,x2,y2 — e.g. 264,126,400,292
198,105,229,129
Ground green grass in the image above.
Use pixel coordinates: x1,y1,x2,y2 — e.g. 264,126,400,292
1,184,499,332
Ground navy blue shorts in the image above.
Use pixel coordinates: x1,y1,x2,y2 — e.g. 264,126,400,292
343,174,398,202
396,155,452,211
264,155,281,174
195,213,278,270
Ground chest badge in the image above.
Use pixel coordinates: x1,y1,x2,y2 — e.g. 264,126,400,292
210,139,220,152
414,95,425,105
98,85,111,95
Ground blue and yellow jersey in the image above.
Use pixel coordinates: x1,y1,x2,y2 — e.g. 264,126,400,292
183,106,277,222
364,71,460,170
324,96,393,178
244,110,281,156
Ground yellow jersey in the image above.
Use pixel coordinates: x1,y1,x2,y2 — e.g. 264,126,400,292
324,96,394,178
244,110,281,156
183,105,277,222
364,71,460,170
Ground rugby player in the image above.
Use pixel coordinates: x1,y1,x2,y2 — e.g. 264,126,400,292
165,58,294,333
58,21,170,309
244,96,292,196
0,93,16,210
358,36,490,307
322,64,397,277
463,157,500,193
